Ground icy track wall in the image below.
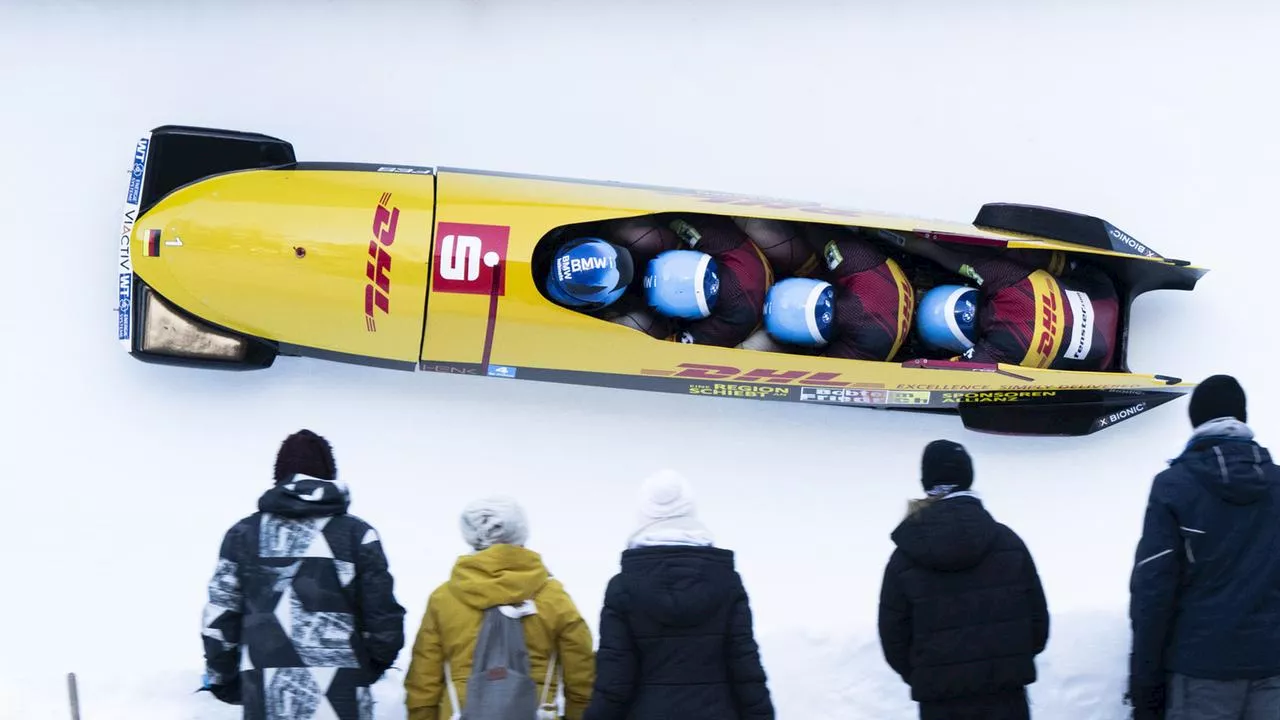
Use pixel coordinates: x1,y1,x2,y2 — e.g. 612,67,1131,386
1,1,1277,718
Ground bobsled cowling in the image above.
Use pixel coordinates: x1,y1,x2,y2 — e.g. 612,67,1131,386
116,124,1208,436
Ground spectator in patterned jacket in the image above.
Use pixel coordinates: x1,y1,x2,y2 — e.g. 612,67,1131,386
877,440,1049,720
200,429,406,720
583,469,775,720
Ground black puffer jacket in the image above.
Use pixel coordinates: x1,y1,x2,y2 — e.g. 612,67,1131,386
583,545,774,720
877,494,1049,708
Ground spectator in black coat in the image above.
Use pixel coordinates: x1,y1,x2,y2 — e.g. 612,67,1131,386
878,440,1050,720
200,429,406,720
583,469,774,720
1127,375,1280,720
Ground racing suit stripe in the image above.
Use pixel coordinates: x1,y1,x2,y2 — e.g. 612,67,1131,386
885,258,914,360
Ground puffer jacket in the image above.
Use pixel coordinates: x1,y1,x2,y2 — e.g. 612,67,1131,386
404,544,596,720
877,493,1049,710
1129,428,1280,684
582,545,774,720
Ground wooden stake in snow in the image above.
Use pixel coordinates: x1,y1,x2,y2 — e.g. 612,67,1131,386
67,672,81,720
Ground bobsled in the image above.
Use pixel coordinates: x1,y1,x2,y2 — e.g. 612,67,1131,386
115,125,1207,436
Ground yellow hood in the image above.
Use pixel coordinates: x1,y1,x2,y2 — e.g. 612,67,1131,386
446,544,549,610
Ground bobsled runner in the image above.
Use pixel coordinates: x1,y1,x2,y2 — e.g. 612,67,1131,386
115,125,1207,436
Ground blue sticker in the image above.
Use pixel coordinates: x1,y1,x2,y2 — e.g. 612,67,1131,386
487,365,517,378
127,138,149,205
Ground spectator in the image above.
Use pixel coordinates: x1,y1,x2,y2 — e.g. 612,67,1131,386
878,440,1049,720
404,496,596,720
583,469,775,720
200,429,406,720
1128,375,1280,720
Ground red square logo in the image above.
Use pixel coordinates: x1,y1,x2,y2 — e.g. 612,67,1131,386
433,222,510,295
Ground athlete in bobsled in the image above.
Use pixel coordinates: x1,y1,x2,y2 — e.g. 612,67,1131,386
753,224,916,360
543,225,676,339
731,216,820,277
643,214,772,347
888,231,1120,370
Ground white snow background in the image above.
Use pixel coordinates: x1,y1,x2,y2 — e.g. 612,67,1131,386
1,0,1277,718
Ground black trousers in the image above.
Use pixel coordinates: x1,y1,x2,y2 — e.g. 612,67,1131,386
919,689,1030,720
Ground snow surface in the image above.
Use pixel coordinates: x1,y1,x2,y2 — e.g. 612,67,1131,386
1,1,1278,718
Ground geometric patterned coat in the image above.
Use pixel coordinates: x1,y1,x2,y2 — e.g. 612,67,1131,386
202,476,406,720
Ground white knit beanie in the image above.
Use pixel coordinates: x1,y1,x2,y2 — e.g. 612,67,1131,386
460,496,529,550
628,469,714,548
638,468,697,520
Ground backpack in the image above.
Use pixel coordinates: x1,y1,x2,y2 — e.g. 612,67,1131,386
446,599,560,720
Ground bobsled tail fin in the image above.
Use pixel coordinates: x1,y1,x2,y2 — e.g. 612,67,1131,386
136,125,295,216
974,203,1183,263
958,385,1189,436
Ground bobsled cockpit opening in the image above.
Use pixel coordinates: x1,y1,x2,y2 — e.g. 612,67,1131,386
529,209,1150,376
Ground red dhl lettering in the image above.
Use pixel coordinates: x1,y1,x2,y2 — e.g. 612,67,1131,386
364,192,399,332
1036,292,1058,356
897,274,913,345
664,363,884,388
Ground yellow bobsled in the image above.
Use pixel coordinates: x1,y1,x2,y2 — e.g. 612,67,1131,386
115,125,1206,435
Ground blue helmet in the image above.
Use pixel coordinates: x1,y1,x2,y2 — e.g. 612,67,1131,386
763,277,835,347
916,284,978,354
644,249,719,319
545,237,634,310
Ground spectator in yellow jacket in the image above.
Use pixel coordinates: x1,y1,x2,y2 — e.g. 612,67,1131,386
404,496,597,720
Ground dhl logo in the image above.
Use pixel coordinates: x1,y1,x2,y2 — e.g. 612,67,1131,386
1023,271,1065,369
887,258,914,359
1036,292,1058,356
365,192,400,331
642,363,884,388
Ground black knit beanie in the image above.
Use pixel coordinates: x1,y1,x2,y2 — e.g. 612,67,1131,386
273,429,337,484
921,439,973,497
1188,374,1247,428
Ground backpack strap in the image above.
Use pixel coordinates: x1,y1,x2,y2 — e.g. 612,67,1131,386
445,659,461,720
540,649,558,706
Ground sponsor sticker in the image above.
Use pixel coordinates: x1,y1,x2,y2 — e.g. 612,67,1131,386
887,390,932,405
420,362,480,375
691,383,790,399
1105,223,1160,258
376,165,433,175
118,135,150,346
800,388,887,404
487,365,517,378
1063,289,1094,361
127,137,148,206
433,222,510,295
942,390,1058,404
1096,401,1149,429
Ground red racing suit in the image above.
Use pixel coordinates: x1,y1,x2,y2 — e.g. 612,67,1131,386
806,226,915,361
963,249,1119,371
665,214,773,347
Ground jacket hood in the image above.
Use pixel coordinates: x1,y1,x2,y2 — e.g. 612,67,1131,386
447,544,550,610
619,545,738,627
890,494,997,571
1176,439,1273,505
258,476,350,518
